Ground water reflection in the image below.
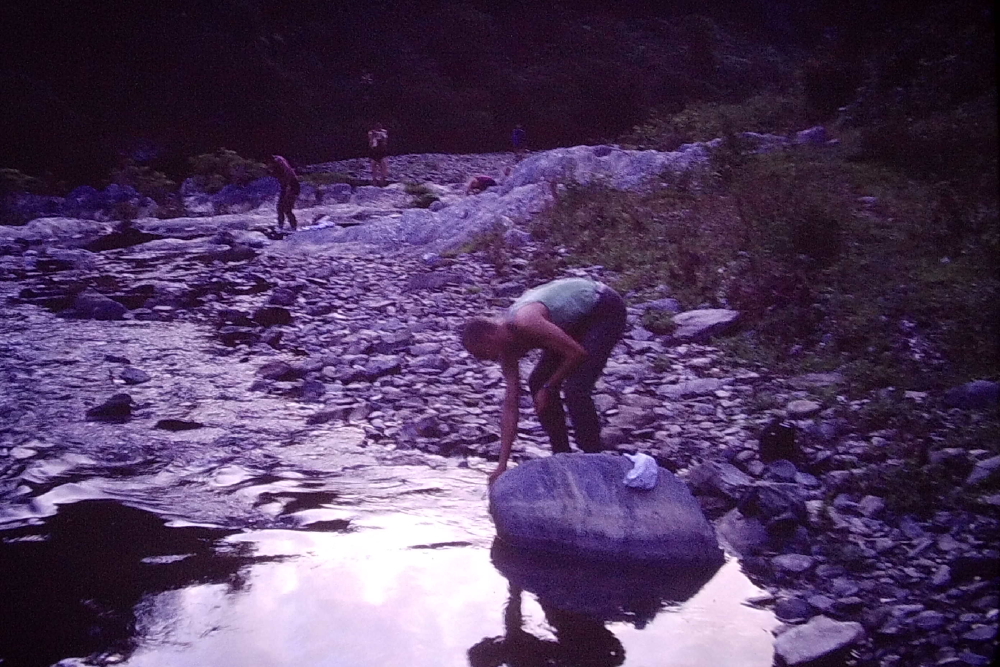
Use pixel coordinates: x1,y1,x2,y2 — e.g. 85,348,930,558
469,583,625,667
469,540,723,667
0,500,273,667
0,466,777,667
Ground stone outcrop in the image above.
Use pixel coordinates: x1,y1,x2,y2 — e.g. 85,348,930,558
774,615,865,666
489,453,724,564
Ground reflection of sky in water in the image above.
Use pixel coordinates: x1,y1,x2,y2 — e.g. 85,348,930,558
122,492,777,667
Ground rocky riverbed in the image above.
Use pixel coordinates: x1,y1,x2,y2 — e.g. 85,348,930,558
1,149,997,667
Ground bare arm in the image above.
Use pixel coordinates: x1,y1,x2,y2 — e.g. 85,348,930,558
490,353,522,484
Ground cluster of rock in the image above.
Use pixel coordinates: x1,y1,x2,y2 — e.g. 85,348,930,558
1,138,997,666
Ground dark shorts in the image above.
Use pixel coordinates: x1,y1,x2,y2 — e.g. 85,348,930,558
369,147,388,161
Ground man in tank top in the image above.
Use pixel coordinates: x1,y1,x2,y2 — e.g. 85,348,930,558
461,277,627,485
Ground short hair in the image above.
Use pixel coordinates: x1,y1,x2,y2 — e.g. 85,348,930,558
461,316,500,353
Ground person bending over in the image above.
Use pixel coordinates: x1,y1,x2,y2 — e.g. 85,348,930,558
461,277,627,485
271,155,300,230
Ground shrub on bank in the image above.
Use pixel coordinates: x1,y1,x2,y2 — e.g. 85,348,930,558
109,160,176,204
531,146,998,392
187,149,267,194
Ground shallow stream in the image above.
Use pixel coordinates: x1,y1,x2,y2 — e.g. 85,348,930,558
0,288,778,667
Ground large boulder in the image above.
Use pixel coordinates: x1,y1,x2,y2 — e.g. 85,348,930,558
671,309,741,342
489,453,724,564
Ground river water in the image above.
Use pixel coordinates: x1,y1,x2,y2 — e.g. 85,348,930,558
0,288,778,667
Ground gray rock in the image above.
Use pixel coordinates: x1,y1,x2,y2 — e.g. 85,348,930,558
85,393,133,423
638,298,681,314
774,615,865,666
786,399,821,418
716,508,770,555
68,290,126,321
687,461,754,500
766,459,798,482
671,309,740,342
943,380,998,410
657,378,725,399
268,286,298,307
252,306,292,327
858,495,886,518
911,610,946,631
787,372,845,389
120,367,151,385
794,126,829,146
490,453,723,564
965,455,1000,486
775,597,814,623
773,554,815,574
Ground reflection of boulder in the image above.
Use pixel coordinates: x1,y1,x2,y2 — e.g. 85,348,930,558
489,453,723,564
490,539,721,628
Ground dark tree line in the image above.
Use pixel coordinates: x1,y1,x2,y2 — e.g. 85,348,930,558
0,0,992,184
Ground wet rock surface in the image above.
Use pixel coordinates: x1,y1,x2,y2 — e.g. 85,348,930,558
1,149,998,667
489,453,724,564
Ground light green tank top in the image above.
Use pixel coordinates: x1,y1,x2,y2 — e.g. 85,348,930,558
509,278,601,330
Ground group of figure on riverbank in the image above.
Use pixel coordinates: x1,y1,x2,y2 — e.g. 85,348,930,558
268,123,528,231
272,126,619,487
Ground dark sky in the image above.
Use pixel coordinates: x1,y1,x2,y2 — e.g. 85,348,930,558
0,0,989,184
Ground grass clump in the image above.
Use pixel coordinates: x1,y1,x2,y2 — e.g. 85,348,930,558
624,93,812,151
110,160,176,203
188,148,267,194
404,182,440,209
532,143,998,392
0,168,43,195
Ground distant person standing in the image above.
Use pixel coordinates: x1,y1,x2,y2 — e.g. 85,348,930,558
511,124,527,159
271,155,299,230
368,122,390,186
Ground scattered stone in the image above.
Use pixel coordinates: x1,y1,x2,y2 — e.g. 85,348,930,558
85,393,133,423
670,309,740,342
786,399,821,418
120,367,151,385
773,554,815,575
154,419,204,431
773,615,865,666
775,597,814,623
943,380,999,410
965,455,1000,486
252,306,292,327
67,290,127,321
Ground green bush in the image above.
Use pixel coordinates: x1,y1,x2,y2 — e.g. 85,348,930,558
404,182,440,208
0,168,42,195
188,149,267,194
534,145,998,392
641,310,676,335
110,160,176,203
624,93,811,151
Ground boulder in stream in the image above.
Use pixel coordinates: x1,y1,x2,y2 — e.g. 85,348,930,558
489,453,723,564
